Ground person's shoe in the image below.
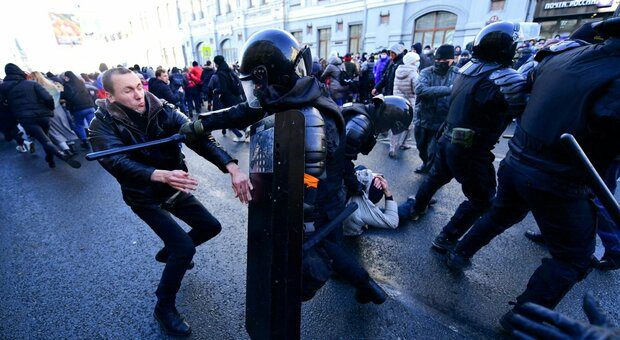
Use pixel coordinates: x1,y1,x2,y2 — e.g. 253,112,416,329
25,140,35,153
432,232,457,253
388,150,397,158
154,303,192,337
414,164,429,174
524,230,546,245
446,250,471,271
80,141,90,150
398,197,426,220
63,149,76,157
596,252,620,271
59,153,81,169
45,154,56,168
233,136,244,143
428,198,438,206
155,248,195,270
354,278,388,305
16,145,28,153
399,145,412,150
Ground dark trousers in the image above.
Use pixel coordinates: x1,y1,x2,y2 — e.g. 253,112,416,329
455,162,596,309
413,137,496,239
0,115,24,144
130,192,222,306
413,125,438,170
597,161,620,254
222,128,243,138
20,117,62,159
186,87,202,114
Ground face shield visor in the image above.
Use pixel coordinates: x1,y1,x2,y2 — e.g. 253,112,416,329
240,65,268,109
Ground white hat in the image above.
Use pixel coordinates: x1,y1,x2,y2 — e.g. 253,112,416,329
403,52,420,65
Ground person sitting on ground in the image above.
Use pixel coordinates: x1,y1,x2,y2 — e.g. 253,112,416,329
343,166,399,236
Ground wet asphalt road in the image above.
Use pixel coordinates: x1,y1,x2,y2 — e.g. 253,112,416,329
0,122,618,339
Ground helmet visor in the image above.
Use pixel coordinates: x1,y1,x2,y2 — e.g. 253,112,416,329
240,66,268,109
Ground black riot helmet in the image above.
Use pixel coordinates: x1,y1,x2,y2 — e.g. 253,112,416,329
592,17,620,38
371,95,413,134
239,28,312,108
472,21,520,66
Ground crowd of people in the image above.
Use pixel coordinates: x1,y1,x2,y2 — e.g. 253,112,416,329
1,18,619,338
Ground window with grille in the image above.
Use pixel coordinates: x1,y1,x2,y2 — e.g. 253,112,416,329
318,28,331,60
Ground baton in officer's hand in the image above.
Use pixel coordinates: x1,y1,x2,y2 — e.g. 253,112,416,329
85,134,186,161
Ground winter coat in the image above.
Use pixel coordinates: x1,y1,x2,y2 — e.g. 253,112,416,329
62,71,94,112
374,53,405,96
343,169,399,236
373,55,390,84
320,56,347,100
0,64,54,120
148,78,180,105
393,64,419,106
200,67,215,95
169,72,187,92
207,63,244,110
187,66,202,88
89,91,235,206
343,61,359,80
414,65,458,130
311,61,322,78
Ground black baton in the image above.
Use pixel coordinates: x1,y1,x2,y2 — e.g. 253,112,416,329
303,202,358,251
560,133,620,226
85,133,186,161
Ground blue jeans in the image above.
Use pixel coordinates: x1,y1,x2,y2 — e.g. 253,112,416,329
71,107,95,142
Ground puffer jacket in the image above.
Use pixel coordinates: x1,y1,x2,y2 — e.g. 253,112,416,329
393,64,419,106
374,52,405,96
0,64,54,119
373,55,390,84
320,56,347,100
414,66,458,130
89,91,235,206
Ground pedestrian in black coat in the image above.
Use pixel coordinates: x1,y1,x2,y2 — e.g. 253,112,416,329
148,69,180,106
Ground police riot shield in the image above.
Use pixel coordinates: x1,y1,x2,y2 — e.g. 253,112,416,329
246,110,305,340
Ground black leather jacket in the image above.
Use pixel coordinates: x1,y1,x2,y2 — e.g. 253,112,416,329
89,91,236,206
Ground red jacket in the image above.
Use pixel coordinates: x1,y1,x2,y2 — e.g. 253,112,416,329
187,66,203,88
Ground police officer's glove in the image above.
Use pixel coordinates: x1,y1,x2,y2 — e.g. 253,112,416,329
179,120,205,143
489,68,528,106
509,292,620,340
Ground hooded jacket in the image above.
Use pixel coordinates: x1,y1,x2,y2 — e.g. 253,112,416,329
0,63,54,119
320,56,347,100
89,91,235,206
373,55,390,84
148,77,180,106
62,71,95,112
394,63,420,106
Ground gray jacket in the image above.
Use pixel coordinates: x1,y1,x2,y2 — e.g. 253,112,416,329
320,56,346,100
414,66,458,130
393,64,419,106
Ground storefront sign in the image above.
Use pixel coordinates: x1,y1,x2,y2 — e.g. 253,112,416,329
544,0,597,10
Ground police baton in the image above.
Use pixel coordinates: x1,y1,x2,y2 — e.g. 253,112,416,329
560,133,620,226
303,202,358,251
85,133,186,161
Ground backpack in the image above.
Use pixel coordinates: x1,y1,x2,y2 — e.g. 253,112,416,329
339,69,352,85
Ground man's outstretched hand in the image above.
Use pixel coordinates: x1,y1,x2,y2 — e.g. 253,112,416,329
226,163,253,204
151,169,198,193
509,292,620,340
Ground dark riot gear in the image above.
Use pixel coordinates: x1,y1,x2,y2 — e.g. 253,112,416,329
371,95,413,135
472,21,520,66
301,106,327,178
239,28,312,108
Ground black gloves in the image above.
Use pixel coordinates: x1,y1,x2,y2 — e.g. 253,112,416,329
179,120,205,143
509,293,620,340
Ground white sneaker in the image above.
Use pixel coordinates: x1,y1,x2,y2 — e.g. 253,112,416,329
24,140,35,153
233,136,244,143
16,145,28,153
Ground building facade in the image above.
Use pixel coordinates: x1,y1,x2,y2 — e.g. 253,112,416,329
179,0,535,66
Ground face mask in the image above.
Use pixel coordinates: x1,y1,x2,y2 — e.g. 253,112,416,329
434,61,450,75
381,53,388,59
423,49,432,55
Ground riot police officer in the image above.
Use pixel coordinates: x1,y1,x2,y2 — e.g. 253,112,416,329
181,28,387,304
398,22,520,253
341,95,413,195
445,17,620,331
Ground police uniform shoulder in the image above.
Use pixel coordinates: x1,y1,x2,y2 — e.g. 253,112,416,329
534,40,588,61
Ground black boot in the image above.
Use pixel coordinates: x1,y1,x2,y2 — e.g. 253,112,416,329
414,164,429,174
58,153,81,168
445,250,471,272
354,278,387,305
155,247,195,270
45,154,56,168
154,303,191,337
524,230,546,245
431,232,457,253
596,251,620,271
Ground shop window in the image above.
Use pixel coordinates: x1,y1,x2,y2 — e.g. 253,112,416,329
380,13,390,25
348,24,362,54
490,0,505,11
413,11,457,49
318,28,331,60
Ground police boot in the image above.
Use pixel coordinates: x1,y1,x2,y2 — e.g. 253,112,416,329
596,251,620,271
45,154,56,168
431,232,457,253
524,230,546,245
155,247,195,270
414,164,429,174
354,278,387,305
58,153,81,169
154,302,191,337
